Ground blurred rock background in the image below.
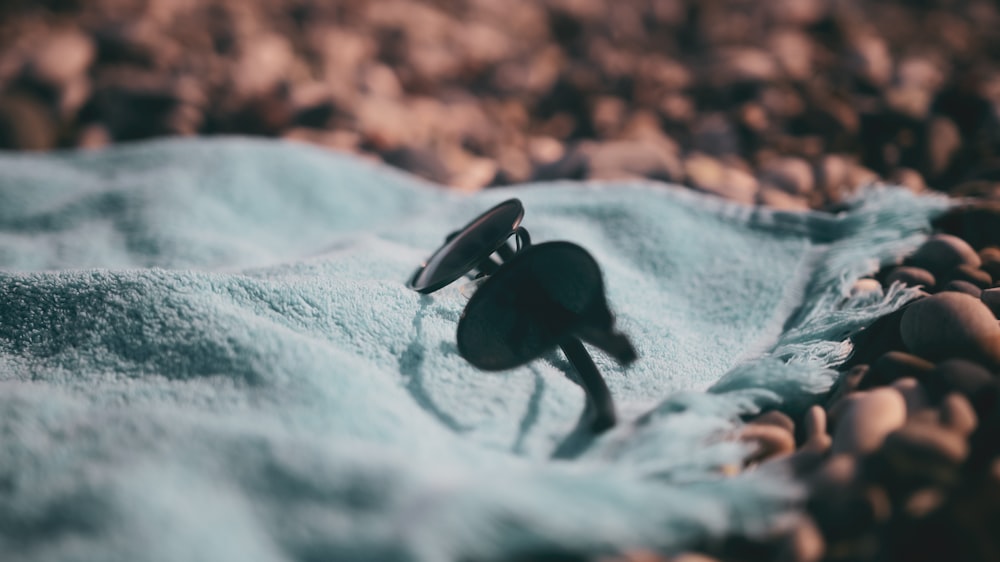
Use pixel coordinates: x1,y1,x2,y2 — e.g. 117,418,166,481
1,0,999,208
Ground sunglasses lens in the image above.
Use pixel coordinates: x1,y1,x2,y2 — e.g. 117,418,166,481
409,199,524,293
457,242,608,370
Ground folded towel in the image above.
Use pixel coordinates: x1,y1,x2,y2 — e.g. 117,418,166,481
0,138,950,561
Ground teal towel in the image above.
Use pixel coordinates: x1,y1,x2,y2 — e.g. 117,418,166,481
0,138,950,561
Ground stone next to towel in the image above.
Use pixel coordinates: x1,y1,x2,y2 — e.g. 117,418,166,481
0,138,950,561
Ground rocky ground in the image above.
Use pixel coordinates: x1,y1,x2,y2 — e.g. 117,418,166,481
3,1,1000,561
1,0,999,208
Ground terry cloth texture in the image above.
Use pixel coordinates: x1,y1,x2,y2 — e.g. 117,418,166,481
0,138,951,562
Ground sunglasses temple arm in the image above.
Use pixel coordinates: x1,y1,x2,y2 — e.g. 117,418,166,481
496,227,532,263
559,338,616,433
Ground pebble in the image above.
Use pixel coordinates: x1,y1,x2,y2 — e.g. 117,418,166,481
750,410,796,434
939,393,978,437
532,143,589,181
683,152,758,205
830,387,907,456
978,247,1000,280
889,167,927,193
381,146,451,184
740,423,796,463
926,116,962,179
826,365,868,408
981,287,1000,318
922,359,996,416
881,422,969,469
0,93,57,150
885,85,932,120
849,278,883,299
759,157,815,196
586,140,684,183
903,487,946,518
857,351,934,390
904,234,982,278
847,34,893,88
807,457,878,542
890,377,930,416
768,30,814,81
25,28,95,87
883,266,935,290
775,517,824,562
691,112,740,156
942,264,992,289
899,291,1000,365
757,186,811,211
779,406,830,476
941,279,982,298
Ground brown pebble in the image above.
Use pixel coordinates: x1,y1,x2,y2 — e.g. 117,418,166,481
865,485,893,523
940,393,978,437
757,186,811,211
890,167,927,193
926,116,962,179
381,146,451,184
865,423,968,504
899,292,1000,365
776,517,824,562
883,266,936,290
826,365,868,408
883,422,969,467
848,34,892,88
943,264,992,289
905,234,982,278
806,456,876,542
942,280,983,297
850,278,883,299
813,454,858,488
831,387,907,456
759,157,815,196
857,351,934,391
803,405,828,442
587,140,683,183
981,287,1000,318
26,29,96,87
978,247,1000,280
740,423,796,463
684,153,758,205
922,359,996,417
778,406,831,476
0,94,57,151
904,487,946,518
750,410,796,433
891,377,930,416
886,86,932,120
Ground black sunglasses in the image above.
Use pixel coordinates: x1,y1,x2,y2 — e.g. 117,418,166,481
408,199,637,433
